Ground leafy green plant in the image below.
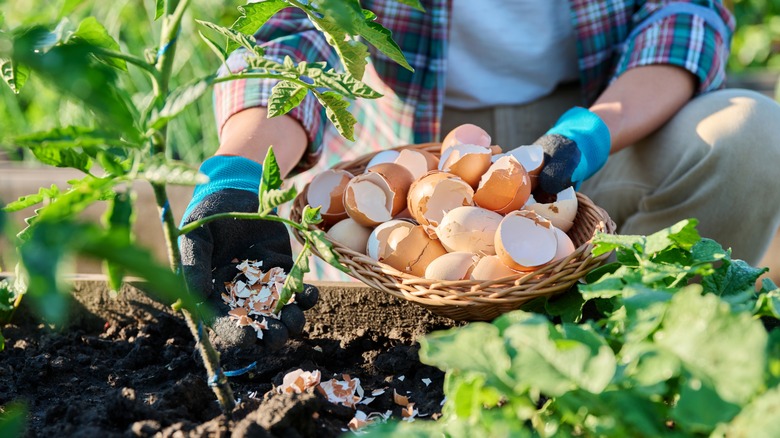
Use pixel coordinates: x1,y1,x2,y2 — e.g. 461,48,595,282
0,0,421,413
369,219,780,437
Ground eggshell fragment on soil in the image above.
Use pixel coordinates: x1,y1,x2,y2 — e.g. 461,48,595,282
344,162,413,227
438,143,493,188
495,210,558,271
407,171,474,237
473,155,531,215
326,218,373,254
277,369,322,394
317,374,364,408
424,251,478,281
524,186,578,232
436,206,503,255
441,123,491,155
306,169,353,227
381,225,448,277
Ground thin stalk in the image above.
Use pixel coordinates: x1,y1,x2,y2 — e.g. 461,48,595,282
178,211,308,237
91,47,160,77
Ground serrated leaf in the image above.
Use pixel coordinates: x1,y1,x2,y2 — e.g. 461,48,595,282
702,258,768,297
267,80,308,118
228,0,288,54
3,185,60,212
73,17,126,70
315,91,356,140
276,246,310,313
357,10,413,71
591,232,645,257
301,205,322,227
13,126,130,149
260,146,282,194
142,159,208,186
150,75,214,130
306,229,348,272
1,58,30,94
303,62,381,99
96,151,127,176
295,2,368,78
261,187,298,212
29,145,92,173
154,0,165,20
198,31,227,64
196,20,261,57
644,219,700,254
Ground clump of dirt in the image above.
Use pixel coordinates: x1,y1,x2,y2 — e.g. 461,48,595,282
0,282,457,437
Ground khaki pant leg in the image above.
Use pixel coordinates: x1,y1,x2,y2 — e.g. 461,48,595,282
580,88,780,265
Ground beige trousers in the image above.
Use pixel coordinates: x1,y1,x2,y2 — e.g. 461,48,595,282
442,87,780,266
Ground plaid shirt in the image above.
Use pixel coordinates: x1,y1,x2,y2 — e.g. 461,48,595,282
214,0,734,176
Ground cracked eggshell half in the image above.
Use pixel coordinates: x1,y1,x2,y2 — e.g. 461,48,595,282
441,123,491,156
366,219,416,261
552,226,576,262
470,255,520,281
424,251,478,281
306,169,354,228
382,225,448,277
438,144,493,189
473,155,532,215
436,206,503,255
495,145,544,190
365,149,400,171
524,186,578,232
407,171,475,238
393,149,440,181
326,218,372,254
344,162,414,227
495,210,558,271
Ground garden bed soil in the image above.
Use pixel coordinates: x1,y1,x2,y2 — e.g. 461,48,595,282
0,278,460,437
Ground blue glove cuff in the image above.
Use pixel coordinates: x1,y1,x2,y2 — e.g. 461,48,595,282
181,155,263,222
545,107,611,185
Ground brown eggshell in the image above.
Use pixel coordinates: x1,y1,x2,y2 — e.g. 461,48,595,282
326,218,372,254
439,144,493,189
495,210,557,271
344,163,414,227
500,145,545,190
470,255,521,281
441,123,491,156
366,162,414,216
306,169,353,227
366,219,415,260
393,149,440,181
436,206,502,255
382,225,448,277
407,171,474,237
424,252,478,281
473,155,531,215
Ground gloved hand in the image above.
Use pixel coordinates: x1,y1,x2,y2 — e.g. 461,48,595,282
533,107,611,195
179,155,319,353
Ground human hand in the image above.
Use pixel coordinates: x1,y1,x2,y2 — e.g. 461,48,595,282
179,155,318,352
532,107,611,195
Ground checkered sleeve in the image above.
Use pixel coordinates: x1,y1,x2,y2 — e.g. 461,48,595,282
613,1,735,93
213,7,342,172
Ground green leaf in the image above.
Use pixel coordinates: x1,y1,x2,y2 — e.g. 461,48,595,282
0,329,4,352
102,191,134,292
301,204,323,227
228,0,288,54
0,402,27,438
395,0,426,11
198,31,227,64
671,374,742,433
196,20,261,57
301,61,381,99
591,232,645,257
644,219,700,254
267,80,308,118
721,386,780,438
260,147,283,193
154,0,165,20
150,75,215,130
0,58,30,93
261,187,298,212
72,17,126,70
357,10,413,71
544,288,585,323
276,244,310,313
142,158,209,186
306,229,348,272
3,185,60,212
315,91,356,141
29,145,92,173
702,258,767,298
13,126,130,149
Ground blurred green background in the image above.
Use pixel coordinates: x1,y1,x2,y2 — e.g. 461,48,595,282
1,0,779,165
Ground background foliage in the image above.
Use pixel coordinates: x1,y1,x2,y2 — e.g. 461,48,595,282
2,0,779,164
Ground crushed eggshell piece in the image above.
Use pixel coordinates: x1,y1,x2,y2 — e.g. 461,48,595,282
317,374,365,408
421,378,432,387
278,369,322,394
393,389,410,407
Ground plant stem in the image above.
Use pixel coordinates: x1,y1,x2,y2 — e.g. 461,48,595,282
91,47,159,76
178,211,307,237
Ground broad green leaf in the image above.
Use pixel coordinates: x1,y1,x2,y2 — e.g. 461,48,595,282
591,232,645,257
296,2,369,78
621,289,671,342
655,286,767,405
13,126,130,149
720,386,780,438
0,402,26,438
690,238,728,264
72,17,126,70
544,288,585,323
671,374,741,433
260,187,298,212
260,147,283,194
644,219,699,254
142,159,209,186
228,0,288,54
316,91,356,140
0,58,30,93
267,80,308,118
96,151,128,176
306,229,348,272
198,31,227,64
755,287,780,319
395,0,425,11
702,258,767,297
618,343,680,395
102,191,134,292
150,75,215,130
358,10,413,71
3,185,60,212
196,20,261,57
302,61,381,99
29,145,92,173
154,0,165,20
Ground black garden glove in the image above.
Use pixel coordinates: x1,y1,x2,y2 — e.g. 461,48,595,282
179,155,319,353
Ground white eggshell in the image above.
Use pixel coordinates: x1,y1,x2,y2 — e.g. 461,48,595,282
524,186,578,232
407,171,474,237
552,227,576,262
436,206,503,255
495,210,558,271
366,219,415,261
393,149,439,181
326,218,373,254
424,252,478,281
365,150,400,171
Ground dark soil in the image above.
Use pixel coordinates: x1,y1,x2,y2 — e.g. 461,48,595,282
0,280,459,437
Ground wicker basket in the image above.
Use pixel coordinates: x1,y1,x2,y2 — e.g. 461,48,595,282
290,143,616,321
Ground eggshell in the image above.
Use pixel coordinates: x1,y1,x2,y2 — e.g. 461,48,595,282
436,206,503,255
523,186,578,232
366,219,415,261
552,226,576,262
344,163,414,227
306,169,353,227
438,144,493,189
473,155,531,214
441,124,491,155
326,218,372,254
424,252,478,280
382,225,448,277
470,255,520,281
495,145,545,190
365,149,400,171
393,149,440,181
407,171,474,237
495,210,557,271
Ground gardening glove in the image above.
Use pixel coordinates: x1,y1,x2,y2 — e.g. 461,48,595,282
179,155,319,352
532,107,611,195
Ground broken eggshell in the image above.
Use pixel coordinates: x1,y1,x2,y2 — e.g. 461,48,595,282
326,218,373,254
364,149,400,171
438,143,493,189
344,162,414,227
441,123,492,156
393,148,440,181
382,225,448,277
470,255,521,281
436,205,503,255
552,226,576,262
523,186,578,232
407,171,475,238
495,210,558,271
365,219,416,261
424,251,478,281
495,145,545,185
306,169,354,227
473,155,532,215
